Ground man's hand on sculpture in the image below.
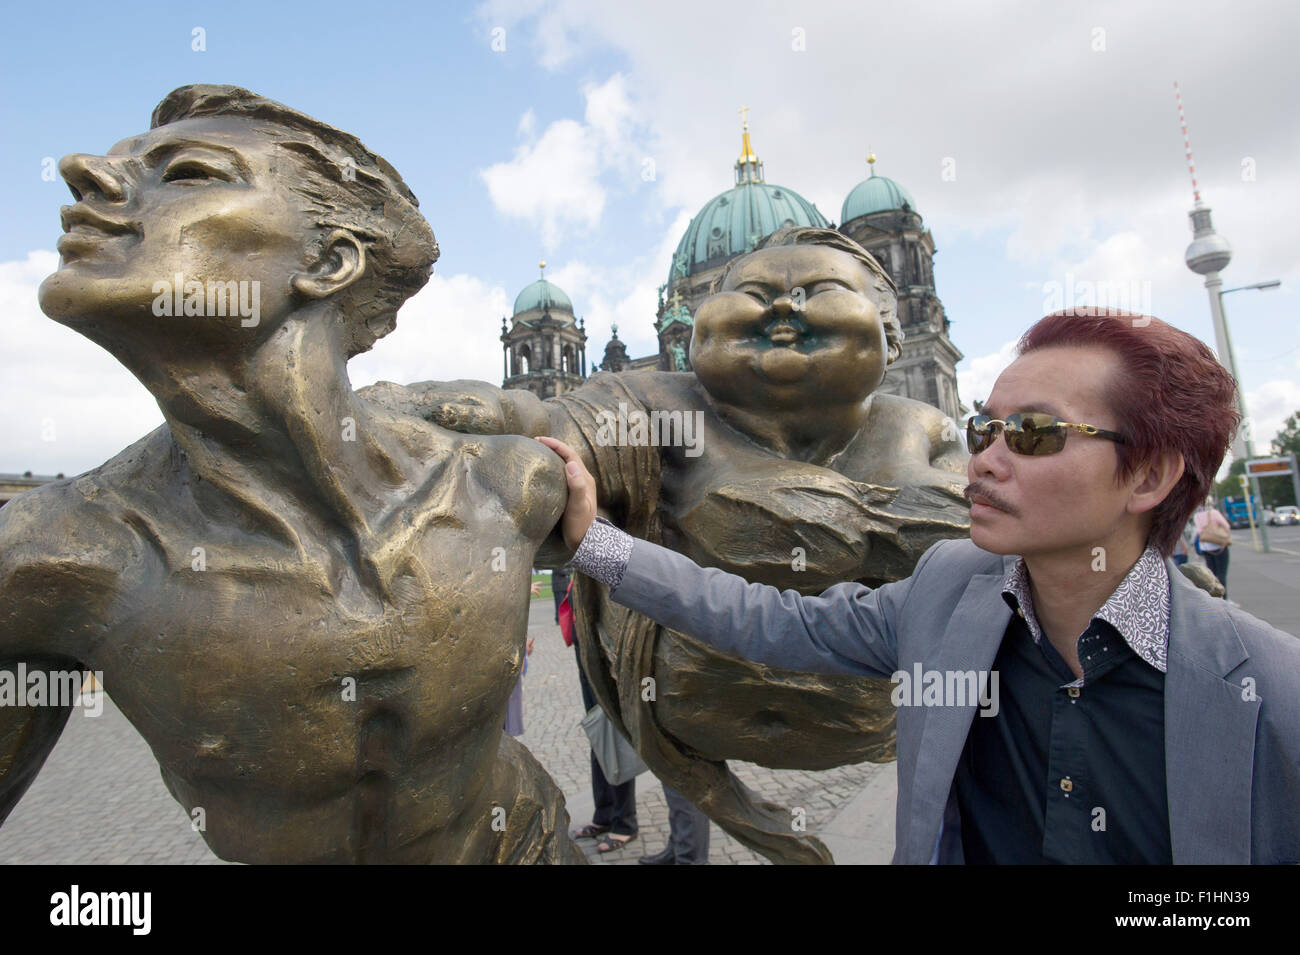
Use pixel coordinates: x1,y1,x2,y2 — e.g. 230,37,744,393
535,436,597,551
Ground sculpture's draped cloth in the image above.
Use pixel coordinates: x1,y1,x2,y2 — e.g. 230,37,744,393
552,373,970,865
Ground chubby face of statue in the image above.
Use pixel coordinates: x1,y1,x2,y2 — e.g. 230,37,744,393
691,245,890,411
38,117,317,349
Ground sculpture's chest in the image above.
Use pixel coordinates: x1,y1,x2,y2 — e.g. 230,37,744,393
93,527,530,783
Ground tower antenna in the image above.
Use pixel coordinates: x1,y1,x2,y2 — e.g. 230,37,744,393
1173,81,1202,208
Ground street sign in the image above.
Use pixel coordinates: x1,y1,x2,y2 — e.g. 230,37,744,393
1246,456,1295,478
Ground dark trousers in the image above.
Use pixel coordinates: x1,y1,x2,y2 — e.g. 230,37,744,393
663,784,711,864
1204,548,1230,595
575,646,637,836
552,567,571,623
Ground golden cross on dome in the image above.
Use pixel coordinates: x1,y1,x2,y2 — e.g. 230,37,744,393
738,105,750,129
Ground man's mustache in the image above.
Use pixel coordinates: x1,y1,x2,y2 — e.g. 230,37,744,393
964,482,1018,516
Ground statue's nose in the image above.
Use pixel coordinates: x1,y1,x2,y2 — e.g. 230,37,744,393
59,153,127,203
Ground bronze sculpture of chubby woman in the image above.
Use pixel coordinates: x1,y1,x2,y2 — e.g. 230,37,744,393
374,226,972,863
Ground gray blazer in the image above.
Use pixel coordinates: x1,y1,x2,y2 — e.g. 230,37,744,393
609,535,1300,864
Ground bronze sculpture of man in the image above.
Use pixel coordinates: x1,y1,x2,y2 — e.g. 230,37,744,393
374,226,974,863
0,85,583,864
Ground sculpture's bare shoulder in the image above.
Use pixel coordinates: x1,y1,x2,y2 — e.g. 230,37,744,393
864,391,968,475
0,429,171,660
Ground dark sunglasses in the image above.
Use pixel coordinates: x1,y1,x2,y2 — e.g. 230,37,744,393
966,413,1126,456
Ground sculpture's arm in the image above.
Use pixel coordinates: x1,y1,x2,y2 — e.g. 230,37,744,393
0,673,78,828
0,498,95,827
358,379,551,439
359,379,614,478
925,407,969,476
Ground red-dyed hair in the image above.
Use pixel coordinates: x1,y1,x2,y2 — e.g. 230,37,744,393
1017,308,1240,557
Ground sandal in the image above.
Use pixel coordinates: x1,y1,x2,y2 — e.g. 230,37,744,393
571,823,610,840
596,832,637,853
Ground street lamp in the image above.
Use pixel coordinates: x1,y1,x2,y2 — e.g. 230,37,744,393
1219,280,1282,553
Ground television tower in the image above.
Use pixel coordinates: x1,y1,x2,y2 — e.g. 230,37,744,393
1176,81,1247,461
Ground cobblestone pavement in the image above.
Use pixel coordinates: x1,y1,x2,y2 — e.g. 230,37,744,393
0,596,889,865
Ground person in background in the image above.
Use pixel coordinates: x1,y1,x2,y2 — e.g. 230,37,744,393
1171,524,1191,566
506,584,543,737
551,566,571,624
1193,500,1233,598
640,785,711,865
560,569,639,853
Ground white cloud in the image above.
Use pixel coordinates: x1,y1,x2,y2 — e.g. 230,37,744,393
1244,378,1300,455
479,0,578,71
478,73,641,249
1042,229,1183,317
0,251,164,477
480,117,604,249
544,206,695,366
348,273,512,388
516,108,536,138
956,339,1020,412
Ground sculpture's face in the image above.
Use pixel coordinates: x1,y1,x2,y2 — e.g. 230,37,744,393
691,245,889,410
39,117,311,349
967,345,1137,559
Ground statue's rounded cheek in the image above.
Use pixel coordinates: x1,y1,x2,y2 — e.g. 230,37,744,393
695,292,765,334
803,293,879,335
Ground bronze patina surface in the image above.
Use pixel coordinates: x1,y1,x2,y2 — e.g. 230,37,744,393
374,227,973,863
0,86,582,864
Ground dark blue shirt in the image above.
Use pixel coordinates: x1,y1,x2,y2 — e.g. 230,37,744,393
953,607,1172,864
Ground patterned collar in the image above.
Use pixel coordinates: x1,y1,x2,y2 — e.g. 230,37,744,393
1000,543,1171,675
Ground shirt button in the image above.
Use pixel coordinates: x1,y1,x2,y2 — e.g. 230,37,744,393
1067,687,1081,698
1059,777,1074,793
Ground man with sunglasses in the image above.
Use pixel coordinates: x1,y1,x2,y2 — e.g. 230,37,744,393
538,307,1300,864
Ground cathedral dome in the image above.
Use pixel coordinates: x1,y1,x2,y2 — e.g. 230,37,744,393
513,275,573,316
668,121,828,285
842,156,918,223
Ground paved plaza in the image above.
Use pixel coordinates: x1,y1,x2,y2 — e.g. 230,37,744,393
1,526,1296,865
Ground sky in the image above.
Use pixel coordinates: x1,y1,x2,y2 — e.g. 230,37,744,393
2,0,1297,477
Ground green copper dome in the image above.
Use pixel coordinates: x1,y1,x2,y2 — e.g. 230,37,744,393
841,171,918,223
513,277,573,316
670,182,828,283
669,123,828,285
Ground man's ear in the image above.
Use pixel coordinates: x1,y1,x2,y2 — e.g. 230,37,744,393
1127,449,1186,516
292,229,366,300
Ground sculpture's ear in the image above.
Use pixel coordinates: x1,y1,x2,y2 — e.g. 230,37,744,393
292,229,366,300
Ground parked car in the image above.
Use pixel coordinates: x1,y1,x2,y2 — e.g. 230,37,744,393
1269,505,1300,526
